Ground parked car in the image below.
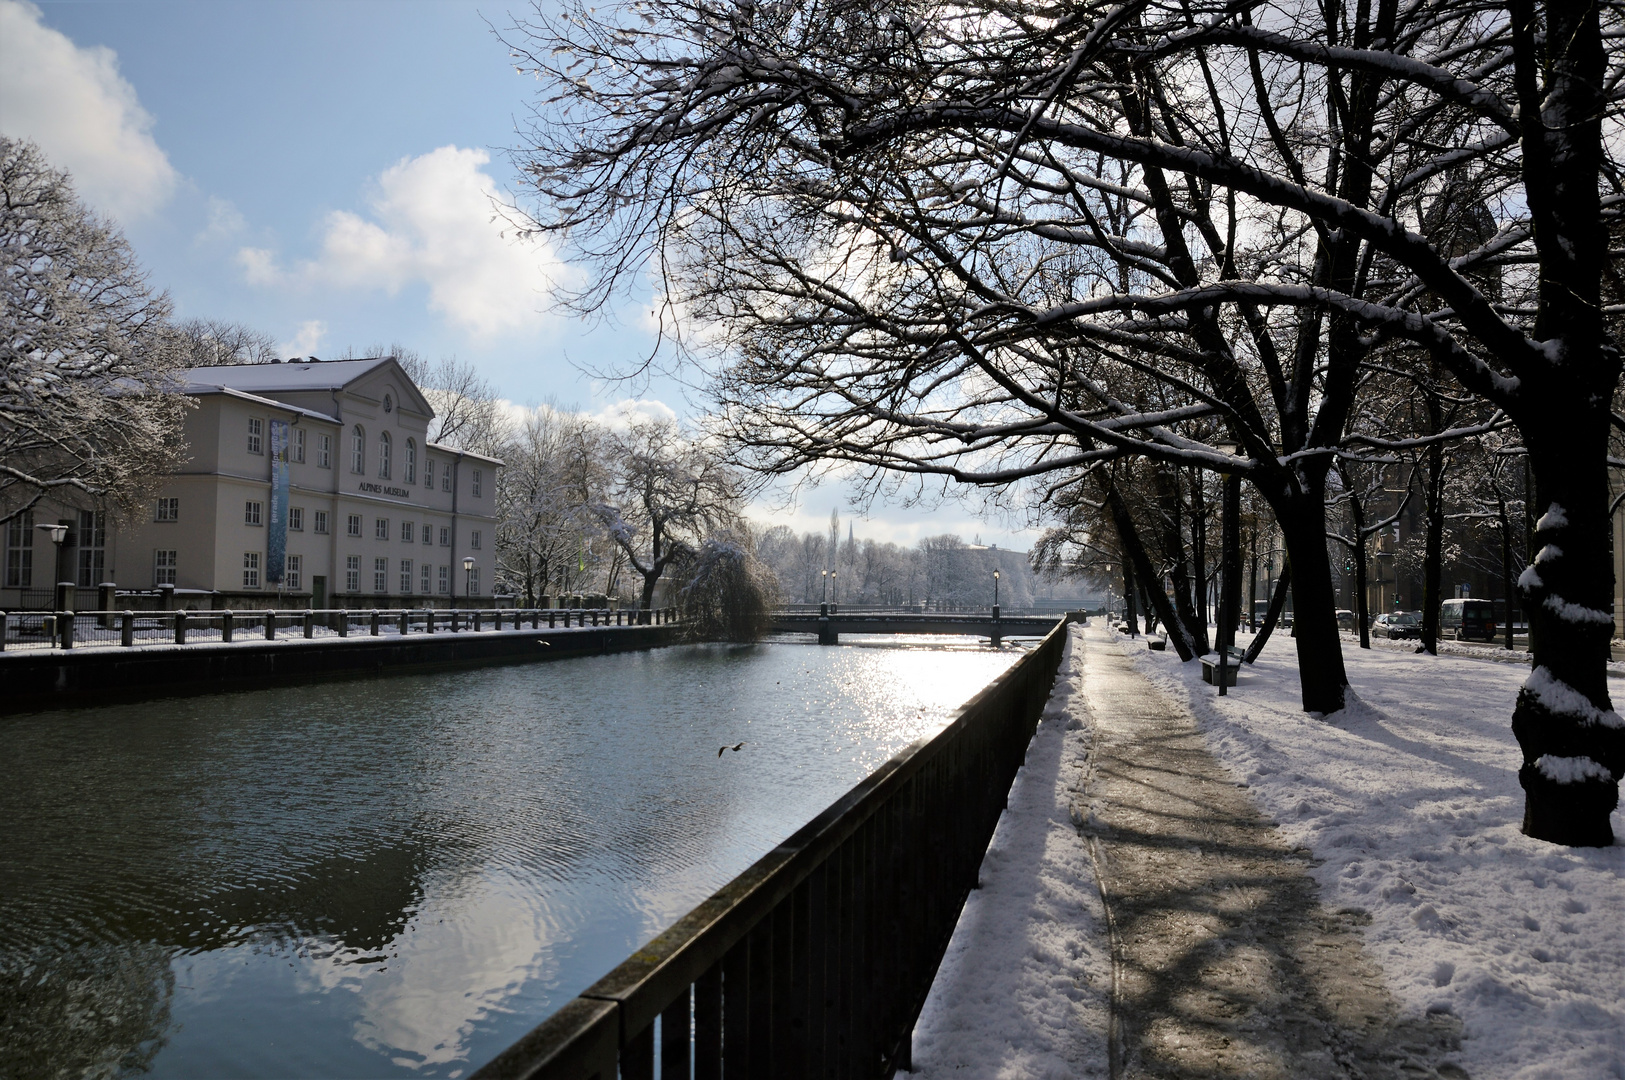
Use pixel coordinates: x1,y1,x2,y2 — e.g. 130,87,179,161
1336,609,1357,631
1374,611,1421,639
1440,598,1498,641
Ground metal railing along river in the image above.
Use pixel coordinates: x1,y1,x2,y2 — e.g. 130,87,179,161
0,607,678,651
475,618,1070,1080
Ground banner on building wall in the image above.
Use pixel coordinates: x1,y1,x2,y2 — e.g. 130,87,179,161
268,420,290,585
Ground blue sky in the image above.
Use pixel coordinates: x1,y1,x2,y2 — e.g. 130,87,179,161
1,0,1040,548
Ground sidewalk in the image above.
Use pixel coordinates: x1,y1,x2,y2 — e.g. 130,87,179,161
913,625,1468,1079
1077,626,1464,1079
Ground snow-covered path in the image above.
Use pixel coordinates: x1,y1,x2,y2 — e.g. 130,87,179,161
912,624,1622,1079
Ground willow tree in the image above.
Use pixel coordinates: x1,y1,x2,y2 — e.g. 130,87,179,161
510,0,1623,845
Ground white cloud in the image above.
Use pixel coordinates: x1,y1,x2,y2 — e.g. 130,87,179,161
196,196,246,244
592,398,680,430
239,145,570,338
277,320,327,358
0,0,177,220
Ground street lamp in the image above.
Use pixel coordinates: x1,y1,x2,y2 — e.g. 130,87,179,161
830,570,838,613
463,556,475,600
37,523,69,610
992,568,1000,611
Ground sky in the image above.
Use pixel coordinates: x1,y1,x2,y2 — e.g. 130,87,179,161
1,0,1041,549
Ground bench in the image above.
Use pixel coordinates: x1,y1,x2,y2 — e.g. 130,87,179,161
1199,646,1247,686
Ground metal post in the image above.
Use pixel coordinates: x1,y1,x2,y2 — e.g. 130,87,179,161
175,609,187,645
58,609,73,650
473,609,482,632
451,609,460,633
370,610,381,636
304,610,315,639
426,607,436,634
400,610,410,636
56,580,73,614
0,611,7,651
338,609,348,637
221,610,234,643
121,610,134,647
266,610,277,640
548,609,556,628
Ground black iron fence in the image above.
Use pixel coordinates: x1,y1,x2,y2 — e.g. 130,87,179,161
475,619,1070,1080
0,607,679,652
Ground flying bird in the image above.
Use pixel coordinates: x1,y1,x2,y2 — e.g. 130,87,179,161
718,742,745,757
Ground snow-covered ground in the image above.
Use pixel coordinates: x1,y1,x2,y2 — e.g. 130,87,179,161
1126,627,1624,1080
912,624,1623,1079
910,631,1111,1079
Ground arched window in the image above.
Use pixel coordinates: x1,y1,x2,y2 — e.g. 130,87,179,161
378,430,392,479
404,438,417,484
351,425,365,473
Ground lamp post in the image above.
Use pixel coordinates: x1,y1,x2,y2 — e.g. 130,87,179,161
830,569,837,614
992,568,1000,615
463,556,475,602
37,523,69,610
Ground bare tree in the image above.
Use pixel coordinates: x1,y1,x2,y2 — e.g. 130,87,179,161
494,404,603,605
0,138,192,526
513,0,1624,845
174,318,277,365
595,418,743,609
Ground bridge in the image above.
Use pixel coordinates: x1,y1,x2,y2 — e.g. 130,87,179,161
768,608,1070,645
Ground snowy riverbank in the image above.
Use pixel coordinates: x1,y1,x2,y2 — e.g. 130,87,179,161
1124,626,1623,1079
911,624,1622,1079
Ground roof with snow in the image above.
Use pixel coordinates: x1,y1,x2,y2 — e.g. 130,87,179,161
181,357,395,393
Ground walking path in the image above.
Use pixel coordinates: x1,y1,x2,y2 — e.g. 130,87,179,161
914,624,1468,1078
1075,626,1465,1079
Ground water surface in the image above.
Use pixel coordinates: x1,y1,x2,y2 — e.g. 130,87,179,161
0,636,1023,1078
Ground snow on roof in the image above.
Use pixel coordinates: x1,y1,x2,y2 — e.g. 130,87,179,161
184,385,340,425
182,357,395,393
426,441,505,467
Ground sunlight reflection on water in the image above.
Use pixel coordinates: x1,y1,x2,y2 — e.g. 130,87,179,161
0,637,1024,1078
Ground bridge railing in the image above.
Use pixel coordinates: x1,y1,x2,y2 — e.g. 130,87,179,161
0,606,679,652
474,618,1070,1080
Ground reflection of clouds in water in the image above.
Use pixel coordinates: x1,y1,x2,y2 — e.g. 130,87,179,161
295,872,554,1071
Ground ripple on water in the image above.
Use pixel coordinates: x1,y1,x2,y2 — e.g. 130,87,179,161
0,637,1023,1077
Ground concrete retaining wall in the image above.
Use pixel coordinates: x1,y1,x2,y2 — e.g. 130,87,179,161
0,624,683,714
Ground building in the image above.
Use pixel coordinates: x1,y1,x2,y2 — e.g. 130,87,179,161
2,357,502,610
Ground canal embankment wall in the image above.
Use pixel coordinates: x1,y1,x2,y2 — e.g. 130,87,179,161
0,624,682,714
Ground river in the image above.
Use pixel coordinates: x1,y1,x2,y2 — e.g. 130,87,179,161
0,635,1023,1078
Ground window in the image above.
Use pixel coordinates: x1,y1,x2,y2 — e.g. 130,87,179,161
437,564,449,594
289,507,304,531
468,567,480,596
346,514,362,538
351,425,365,473
245,501,263,526
472,468,482,497
439,526,450,547
153,549,177,587
314,510,330,535
293,427,306,463
401,520,414,543
76,510,105,586
425,459,435,490
5,513,34,588
442,464,451,492
286,554,302,591
375,518,389,541
243,552,261,589
378,430,391,479
400,559,413,595
404,439,416,484
421,523,431,545
383,393,394,414
420,561,431,593
156,497,178,522
471,530,482,551
345,554,360,592
317,433,332,469
247,417,263,454
373,557,388,593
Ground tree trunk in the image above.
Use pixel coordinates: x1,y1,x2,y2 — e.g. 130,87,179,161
1512,428,1623,846
1108,486,1194,658
1276,499,1349,714
1244,561,1291,664
1123,560,1138,638
1192,477,1208,631
1354,529,1371,650
1419,429,1446,654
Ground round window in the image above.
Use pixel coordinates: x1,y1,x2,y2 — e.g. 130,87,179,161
383,394,393,413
